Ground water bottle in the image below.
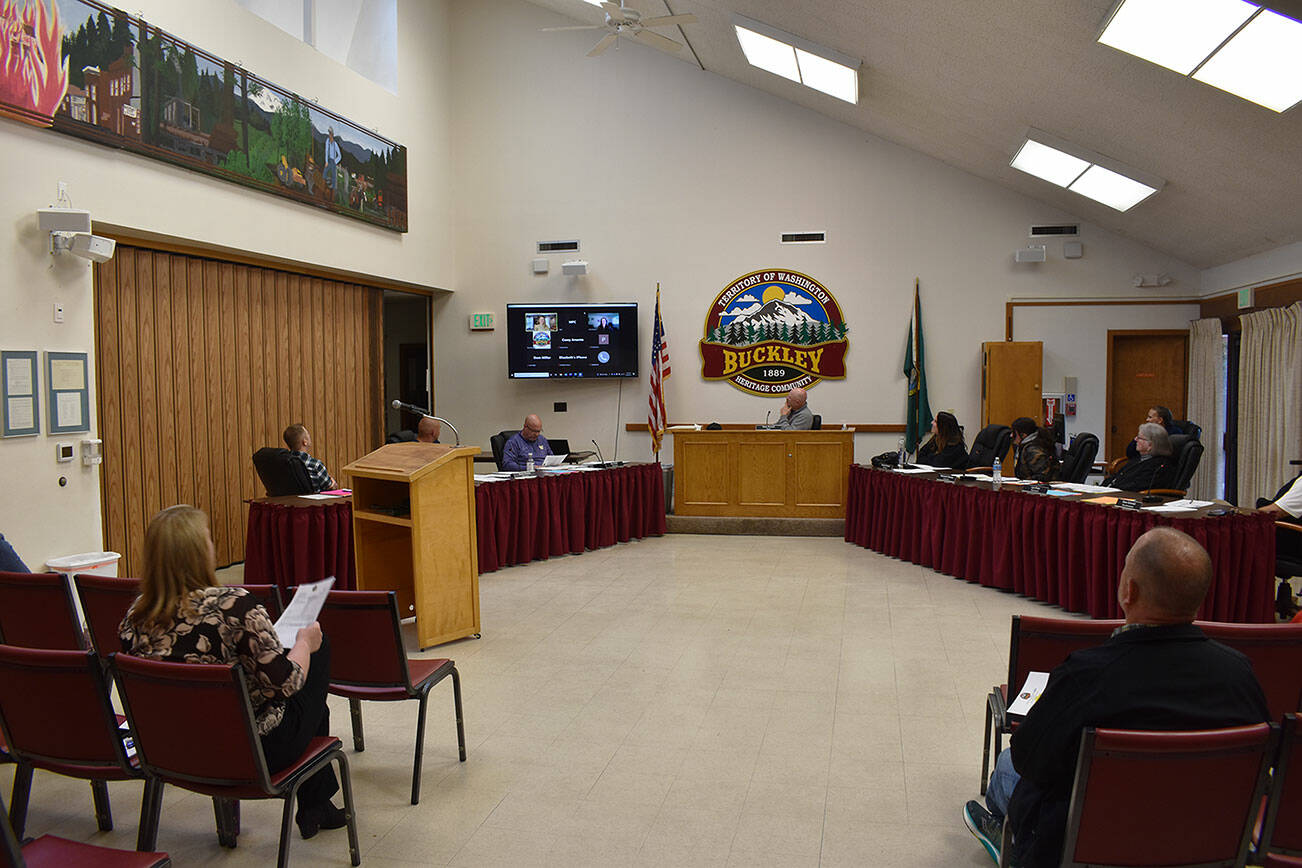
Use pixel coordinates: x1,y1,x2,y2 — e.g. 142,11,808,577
897,437,906,469
992,455,1002,489
526,453,535,473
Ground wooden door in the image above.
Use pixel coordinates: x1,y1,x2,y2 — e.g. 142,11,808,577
982,341,1043,428
1105,331,1188,460
94,245,385,573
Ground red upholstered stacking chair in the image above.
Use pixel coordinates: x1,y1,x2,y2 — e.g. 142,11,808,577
981,615,1121,793
1265,855,1302,868
1259,714,1302,859
232,583,285,619
112,654,359,868
1195,621,1302,721
997,724,1276,868
0,645,144,839
1,791,171,868
0,572,85,651
73,574,141,662
315,590,466,805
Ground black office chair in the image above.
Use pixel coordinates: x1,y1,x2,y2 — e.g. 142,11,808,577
251,448,313,496
1057,432,1099,484
811,415,822,430
489,430,515,471
1168,435,1204,491
966,425,1011,470
1172,419,1202,440
386,430,418,443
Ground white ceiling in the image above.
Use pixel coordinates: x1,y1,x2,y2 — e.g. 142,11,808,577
522,0,1302,270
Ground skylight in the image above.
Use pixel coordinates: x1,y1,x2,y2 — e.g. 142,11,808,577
1098,0,1302,112
1009,131,1163,212
733,15,860,104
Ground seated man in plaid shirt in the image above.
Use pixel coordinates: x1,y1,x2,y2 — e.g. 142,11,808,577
283,423,337,492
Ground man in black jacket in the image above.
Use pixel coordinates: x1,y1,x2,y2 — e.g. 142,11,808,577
963,527,1270,867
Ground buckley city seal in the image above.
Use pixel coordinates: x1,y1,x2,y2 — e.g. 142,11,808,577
699,269,849,395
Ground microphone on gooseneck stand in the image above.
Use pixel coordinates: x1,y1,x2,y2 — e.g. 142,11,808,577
1141,458,1167,501
765,410,772,427
592,439,606,468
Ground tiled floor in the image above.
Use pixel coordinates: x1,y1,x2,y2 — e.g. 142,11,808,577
5,533,1082,866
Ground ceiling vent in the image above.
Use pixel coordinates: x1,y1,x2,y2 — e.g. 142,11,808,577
780,231,826,244
537,239,580,254
1029,224,1079,238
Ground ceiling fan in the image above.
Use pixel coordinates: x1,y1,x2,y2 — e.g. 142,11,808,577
541,2,697,57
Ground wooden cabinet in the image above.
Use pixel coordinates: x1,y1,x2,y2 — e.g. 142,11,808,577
981,341,1043,428
671,429,855,517
343,443,481,649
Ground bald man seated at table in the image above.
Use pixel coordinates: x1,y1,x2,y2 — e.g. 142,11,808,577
773,387,814,430
416,416,441,443
502,414,552,471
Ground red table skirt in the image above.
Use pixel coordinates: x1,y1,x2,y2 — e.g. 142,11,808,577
476,463,667,573
244,501,357,592
845,465,1275,622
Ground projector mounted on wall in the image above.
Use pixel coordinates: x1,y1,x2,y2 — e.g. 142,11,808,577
1014,245,1046,263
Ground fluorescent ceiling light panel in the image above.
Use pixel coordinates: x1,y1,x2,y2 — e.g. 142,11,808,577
795,48,858,102
1098,0,1258,75
1010,140,1091,187
1068,164,1160,211
735,25,801,81
733,15,861,103
1192,8,1302,111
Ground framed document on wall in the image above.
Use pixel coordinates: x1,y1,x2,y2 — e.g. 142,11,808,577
2,350,39,437
45,351,90,435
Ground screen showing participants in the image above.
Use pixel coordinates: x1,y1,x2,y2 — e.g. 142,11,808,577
506,303,638,378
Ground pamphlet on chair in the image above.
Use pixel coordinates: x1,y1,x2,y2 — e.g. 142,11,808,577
272,577,335,649
1007,671,1050,716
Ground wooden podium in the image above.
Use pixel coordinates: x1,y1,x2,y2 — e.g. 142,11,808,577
342,443,481,649
671,428,854,517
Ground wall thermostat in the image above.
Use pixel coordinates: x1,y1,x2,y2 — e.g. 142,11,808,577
56,442,75,462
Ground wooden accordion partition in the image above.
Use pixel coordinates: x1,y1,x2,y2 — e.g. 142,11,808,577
93,245,384,574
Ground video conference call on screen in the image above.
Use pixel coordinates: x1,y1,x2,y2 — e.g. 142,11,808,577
506,303,639,378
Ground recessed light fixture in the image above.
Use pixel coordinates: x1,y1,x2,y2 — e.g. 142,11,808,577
733,14,860,104
1098,0,1302,112
1009,130,1163,212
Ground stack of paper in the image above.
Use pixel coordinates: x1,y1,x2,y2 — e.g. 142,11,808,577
1053,482,1120,494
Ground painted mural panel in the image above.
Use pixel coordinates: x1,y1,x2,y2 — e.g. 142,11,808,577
1,0,408,232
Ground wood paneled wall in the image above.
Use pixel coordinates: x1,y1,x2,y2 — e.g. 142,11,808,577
94,245,384,573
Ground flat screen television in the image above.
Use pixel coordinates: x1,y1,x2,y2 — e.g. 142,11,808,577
506,302,639,378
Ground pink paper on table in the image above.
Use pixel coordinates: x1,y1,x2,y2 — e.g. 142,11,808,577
321,489,352,496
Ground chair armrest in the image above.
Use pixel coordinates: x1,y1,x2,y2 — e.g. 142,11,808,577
968,466,994,474
1105,457,1126,476
988,685,1009,731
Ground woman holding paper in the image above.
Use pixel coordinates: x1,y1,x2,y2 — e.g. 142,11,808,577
119,504,345,839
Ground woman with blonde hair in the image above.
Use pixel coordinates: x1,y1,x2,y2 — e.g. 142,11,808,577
120,505,345,839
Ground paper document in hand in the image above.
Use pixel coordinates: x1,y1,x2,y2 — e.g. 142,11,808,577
543,454,567,467
273,577,335,649
1007,671,1050,716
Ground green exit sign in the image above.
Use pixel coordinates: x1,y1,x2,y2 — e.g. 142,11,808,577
469,312,495,331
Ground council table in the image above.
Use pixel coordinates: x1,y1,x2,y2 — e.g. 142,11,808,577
845,465,1275,622
475,462,667,573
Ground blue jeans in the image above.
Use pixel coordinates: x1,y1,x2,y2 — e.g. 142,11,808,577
987,749,1020,820
0,533,29,572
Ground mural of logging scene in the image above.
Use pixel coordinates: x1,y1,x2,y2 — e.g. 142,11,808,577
0,0,407,232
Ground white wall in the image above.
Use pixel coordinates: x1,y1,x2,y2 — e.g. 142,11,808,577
0,0,455,568
1201,241,1302,296
1014,303,1201,446
437,0,1199,462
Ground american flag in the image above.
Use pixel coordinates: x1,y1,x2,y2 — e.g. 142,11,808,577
648,285,671,454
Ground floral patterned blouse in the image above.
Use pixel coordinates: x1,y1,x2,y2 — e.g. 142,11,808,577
119,586,305,735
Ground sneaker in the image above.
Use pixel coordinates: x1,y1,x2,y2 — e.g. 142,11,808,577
963,799,1002,865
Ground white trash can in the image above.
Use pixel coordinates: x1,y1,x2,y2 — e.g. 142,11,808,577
45,551,121,578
